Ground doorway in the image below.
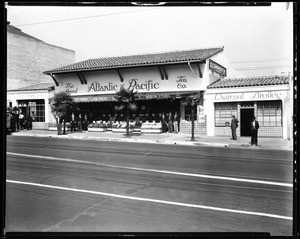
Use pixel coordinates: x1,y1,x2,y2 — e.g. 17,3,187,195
240,108,254,136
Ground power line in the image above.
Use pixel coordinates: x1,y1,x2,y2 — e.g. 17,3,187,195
15,8,156,27
230,58,290,64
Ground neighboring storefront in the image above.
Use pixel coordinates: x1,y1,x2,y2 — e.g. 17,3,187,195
7,83,55,129
43,47,242,134
204,75,292,139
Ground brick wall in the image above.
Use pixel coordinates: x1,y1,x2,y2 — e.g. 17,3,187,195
214,126,282,138
258,126,282,138
7,31,75,90
214,126,239,137
179,117,207,135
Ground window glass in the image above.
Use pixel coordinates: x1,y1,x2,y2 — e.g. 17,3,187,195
214,102,238,127
257,100,282,127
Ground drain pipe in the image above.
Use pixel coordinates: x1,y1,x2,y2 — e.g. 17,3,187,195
187,62,197,78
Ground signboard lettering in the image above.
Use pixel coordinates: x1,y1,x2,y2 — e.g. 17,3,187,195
177,76,187,89
209,60,227,77
65,82,78,93
88,81,118,92
214,91,284,102
215,93,244,101
128,78,159,91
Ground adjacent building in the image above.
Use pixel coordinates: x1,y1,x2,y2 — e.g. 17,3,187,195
205,75,292,139
7,23,75,128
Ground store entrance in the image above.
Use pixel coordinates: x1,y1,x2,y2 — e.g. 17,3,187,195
240,108,254,136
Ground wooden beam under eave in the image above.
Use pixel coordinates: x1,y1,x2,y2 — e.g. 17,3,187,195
78,72,87,84
161,66,168,80
50,74,59,86
116,69,124,82
77,72,84,85
157,66,164,80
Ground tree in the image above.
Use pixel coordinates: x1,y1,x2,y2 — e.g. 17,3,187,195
186,93,203,141
114,86,138,136
49,90,78,135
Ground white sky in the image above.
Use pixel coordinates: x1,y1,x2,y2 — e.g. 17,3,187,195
6,2,293,77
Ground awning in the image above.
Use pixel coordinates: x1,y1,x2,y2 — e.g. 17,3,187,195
73,91,202,103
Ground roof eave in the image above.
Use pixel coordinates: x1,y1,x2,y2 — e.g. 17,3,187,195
43,59,208,75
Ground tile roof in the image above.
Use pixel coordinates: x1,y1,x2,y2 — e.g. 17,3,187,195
8,83,55,92
43,47,224,74
207,76,289,89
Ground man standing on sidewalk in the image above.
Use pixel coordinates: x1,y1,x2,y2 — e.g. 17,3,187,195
231,115,239,140
70,112,76,132
250,116,260,146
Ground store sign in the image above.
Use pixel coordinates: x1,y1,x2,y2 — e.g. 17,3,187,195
136,94,171,100
64,83,78,94
214,90,285,102
87,79,160,93
56,66,204,96
74,96,117,102
209,60,227,77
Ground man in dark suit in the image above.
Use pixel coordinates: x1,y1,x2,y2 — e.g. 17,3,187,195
230,115,239,140
250,116,260,146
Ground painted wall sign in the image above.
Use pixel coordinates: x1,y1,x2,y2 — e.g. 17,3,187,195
176,76,188,89
214,90,286,102
55,64,204,96
64,82,78,94
209,60,227,77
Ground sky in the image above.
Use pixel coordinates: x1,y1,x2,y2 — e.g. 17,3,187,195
6,2,294,77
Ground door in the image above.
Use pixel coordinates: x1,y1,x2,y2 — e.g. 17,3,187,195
240,108,254,136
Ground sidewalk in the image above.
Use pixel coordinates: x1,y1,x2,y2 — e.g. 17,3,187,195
10,129,293,151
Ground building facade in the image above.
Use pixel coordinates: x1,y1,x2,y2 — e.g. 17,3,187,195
7,83,55,129
44,47,243,133
7,23,75,129
7,24,75,91
43,47,292,139
204,76,292,139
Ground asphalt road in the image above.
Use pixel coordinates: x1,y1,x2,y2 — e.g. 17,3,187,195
5,136,293,235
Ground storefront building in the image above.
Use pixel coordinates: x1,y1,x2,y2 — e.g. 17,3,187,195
44,47,242,133
7,83,55,129
204,75,292,139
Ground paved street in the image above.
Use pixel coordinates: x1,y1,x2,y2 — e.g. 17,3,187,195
6,136,293,235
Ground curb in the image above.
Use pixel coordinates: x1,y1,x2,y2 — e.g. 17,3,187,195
9,133,292,150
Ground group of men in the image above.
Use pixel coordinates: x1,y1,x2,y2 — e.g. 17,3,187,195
161,112,179,134
70,113,89,132
231,115,259,146
10,110,34,132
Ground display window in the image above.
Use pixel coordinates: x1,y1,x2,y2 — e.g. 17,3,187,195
257,100,282,127
214,102,238,127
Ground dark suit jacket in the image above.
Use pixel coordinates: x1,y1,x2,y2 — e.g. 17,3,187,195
231,118,239,129
250,120,259,130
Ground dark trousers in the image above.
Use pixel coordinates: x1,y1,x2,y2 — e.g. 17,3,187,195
231,127,237,140
251,129,258,145
70,121,76,132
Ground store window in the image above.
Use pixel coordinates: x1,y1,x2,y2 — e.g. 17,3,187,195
257,101,282,127
18,100,45,122
215,102,238,127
